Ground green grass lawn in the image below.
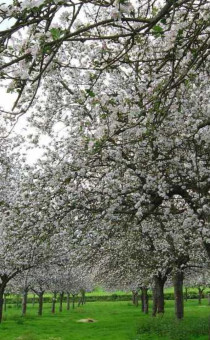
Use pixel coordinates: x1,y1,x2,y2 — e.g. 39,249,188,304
8,285,208,299
85,286,209,297
0,300,209,340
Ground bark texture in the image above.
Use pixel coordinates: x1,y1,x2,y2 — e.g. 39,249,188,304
59,292,64,312
51,292,57,314
152,275,166,316
0,279,7,323
38,292,44,316
132,291,139,307
141,287,149,314
67,292,70,310
174,271,184,320
22,289,28,316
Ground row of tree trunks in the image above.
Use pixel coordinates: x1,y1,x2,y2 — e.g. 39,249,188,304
1,274,186,322
136,271,185,320
21,289,88,316
52,292,77,312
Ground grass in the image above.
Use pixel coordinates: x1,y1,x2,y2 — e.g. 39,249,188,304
0,299,209,340
85,286,210,297
7,285,209,300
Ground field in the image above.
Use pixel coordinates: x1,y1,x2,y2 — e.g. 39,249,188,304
0,299,209,340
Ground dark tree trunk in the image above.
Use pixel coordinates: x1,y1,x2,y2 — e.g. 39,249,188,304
185,287,188,302
152,276,165,316
38,292,44,316
198,287,204,305
72,294,75,309
141,287,149,314
132,291,135,305
22,289,28,316
59,292,64,312
67,293,70,310
141,290,144,312
81,290,85,305
52,292,57,314
4,294,7,312
0,280,7,323
32,294,36,307
0,289,5,323
174,271,184,320
132,291,138,307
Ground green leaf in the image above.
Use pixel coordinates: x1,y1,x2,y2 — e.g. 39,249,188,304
161,18,167,25
42,45,52,55
85,89,95,97
50,28,61,40
152,25,163,33
152,25,164,38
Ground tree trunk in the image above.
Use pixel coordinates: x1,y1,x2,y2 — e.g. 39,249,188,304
52,292,57,314
59,292,64,312
22,289,28,316
185,287,188,302
132,291,138,307
81,290,85,305
32,294,36,307
67,293,70,310
140,290,144,312
4,294,7,312
72,294,75,309
38,292,44,316
132,291,135,305
0,280,7,323
0,288,5,323
152,276,165,316
198,287,204,305
141,287,149,314
174,271,184,320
